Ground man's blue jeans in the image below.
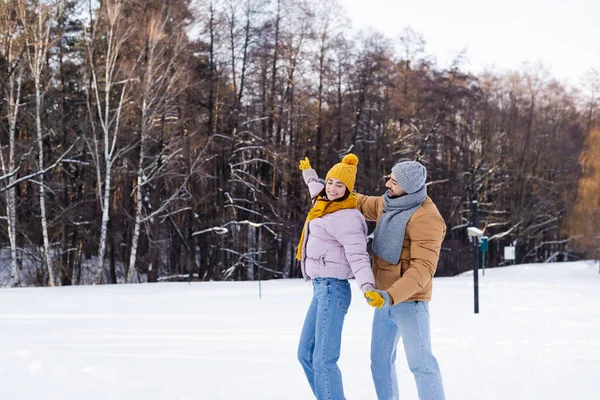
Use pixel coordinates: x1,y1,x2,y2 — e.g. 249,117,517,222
298,278,351,400
371,301,445,400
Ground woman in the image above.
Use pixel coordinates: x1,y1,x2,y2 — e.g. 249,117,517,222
296,154,375,400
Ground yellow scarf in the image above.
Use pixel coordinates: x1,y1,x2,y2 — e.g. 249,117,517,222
296,193,358,261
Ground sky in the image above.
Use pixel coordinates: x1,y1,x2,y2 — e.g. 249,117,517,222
0,261,598,399
338,0,600,85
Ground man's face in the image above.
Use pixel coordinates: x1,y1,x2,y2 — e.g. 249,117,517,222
326,177,347,200
385,172,407,198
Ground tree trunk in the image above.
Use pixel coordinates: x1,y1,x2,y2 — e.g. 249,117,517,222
5,68,22,287
35,78,55,287
127,136,144,283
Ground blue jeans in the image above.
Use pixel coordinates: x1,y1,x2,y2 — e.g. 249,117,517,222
298,278,351,400
371,301,445,400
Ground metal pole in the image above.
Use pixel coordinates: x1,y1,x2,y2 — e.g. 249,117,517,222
471,200,479,314
188,252,192,286
258,264,262,299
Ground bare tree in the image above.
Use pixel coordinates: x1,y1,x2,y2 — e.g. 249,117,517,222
84,0,131,284
581,68,600,133
127,15,185,283
309,0,345,170
18,0,64,286
226,0,261,114
398,26,425,97
0,1,23,286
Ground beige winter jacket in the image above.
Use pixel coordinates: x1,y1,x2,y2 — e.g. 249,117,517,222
356,194,446,304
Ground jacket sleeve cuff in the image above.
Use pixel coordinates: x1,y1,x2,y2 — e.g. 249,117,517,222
360,283,375,294
302,168,319,185
387,290,396,305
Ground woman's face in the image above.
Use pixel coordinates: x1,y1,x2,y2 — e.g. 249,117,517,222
326,177,347,200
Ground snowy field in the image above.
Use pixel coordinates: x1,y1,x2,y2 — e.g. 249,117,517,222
0,261,599,400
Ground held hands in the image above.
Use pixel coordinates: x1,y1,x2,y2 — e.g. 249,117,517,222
299,157,312,171
365,290,391,309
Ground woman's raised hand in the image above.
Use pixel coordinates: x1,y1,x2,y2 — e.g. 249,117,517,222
299,157,312,171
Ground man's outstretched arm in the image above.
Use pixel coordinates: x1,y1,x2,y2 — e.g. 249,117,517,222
356,193,383,222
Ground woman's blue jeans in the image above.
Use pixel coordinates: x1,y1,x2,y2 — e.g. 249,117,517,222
298,278,351,400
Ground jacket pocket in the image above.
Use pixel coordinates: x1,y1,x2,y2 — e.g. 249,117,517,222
319,250,328,268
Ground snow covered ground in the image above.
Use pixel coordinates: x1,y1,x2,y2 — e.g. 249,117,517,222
0,261,598,400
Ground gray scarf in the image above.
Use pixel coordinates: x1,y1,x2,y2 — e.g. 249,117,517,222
372,185,427,265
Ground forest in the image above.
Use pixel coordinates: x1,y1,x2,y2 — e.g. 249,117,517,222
1,0,598,286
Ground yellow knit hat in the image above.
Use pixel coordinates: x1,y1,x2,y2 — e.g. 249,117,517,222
325,154,359,192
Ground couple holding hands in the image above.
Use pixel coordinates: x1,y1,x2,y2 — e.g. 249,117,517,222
296,154,446,400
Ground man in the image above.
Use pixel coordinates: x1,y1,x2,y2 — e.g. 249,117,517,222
361,161,446,400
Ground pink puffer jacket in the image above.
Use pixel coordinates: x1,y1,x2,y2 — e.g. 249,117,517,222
298,175,375,292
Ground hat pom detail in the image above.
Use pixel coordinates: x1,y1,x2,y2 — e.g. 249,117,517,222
341,153,358,167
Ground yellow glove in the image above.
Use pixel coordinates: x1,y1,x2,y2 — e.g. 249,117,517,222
365,290,391,309
299,157,311,171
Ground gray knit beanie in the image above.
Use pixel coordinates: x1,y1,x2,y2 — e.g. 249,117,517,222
391,161,427,194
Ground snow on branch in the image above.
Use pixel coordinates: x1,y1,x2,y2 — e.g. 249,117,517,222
0,166,21,183
450,217,470,231
139,149,205,223
219,248,284,277
230,178,259,192
0,138,79,192
211,134,233,141
193,226,229,236
232,146,277,155
488,220,523,241
239,116,269,127
234,131,264,142
525,217,558,232
192,220,282,238
524,236,584,258
231,168,269,188
224,204,262,216
61,159,91,166
157,273,200,282
485,221,512,228
221,220,282,237
486,210,509,215
426,179,449,186
230,158,274,168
